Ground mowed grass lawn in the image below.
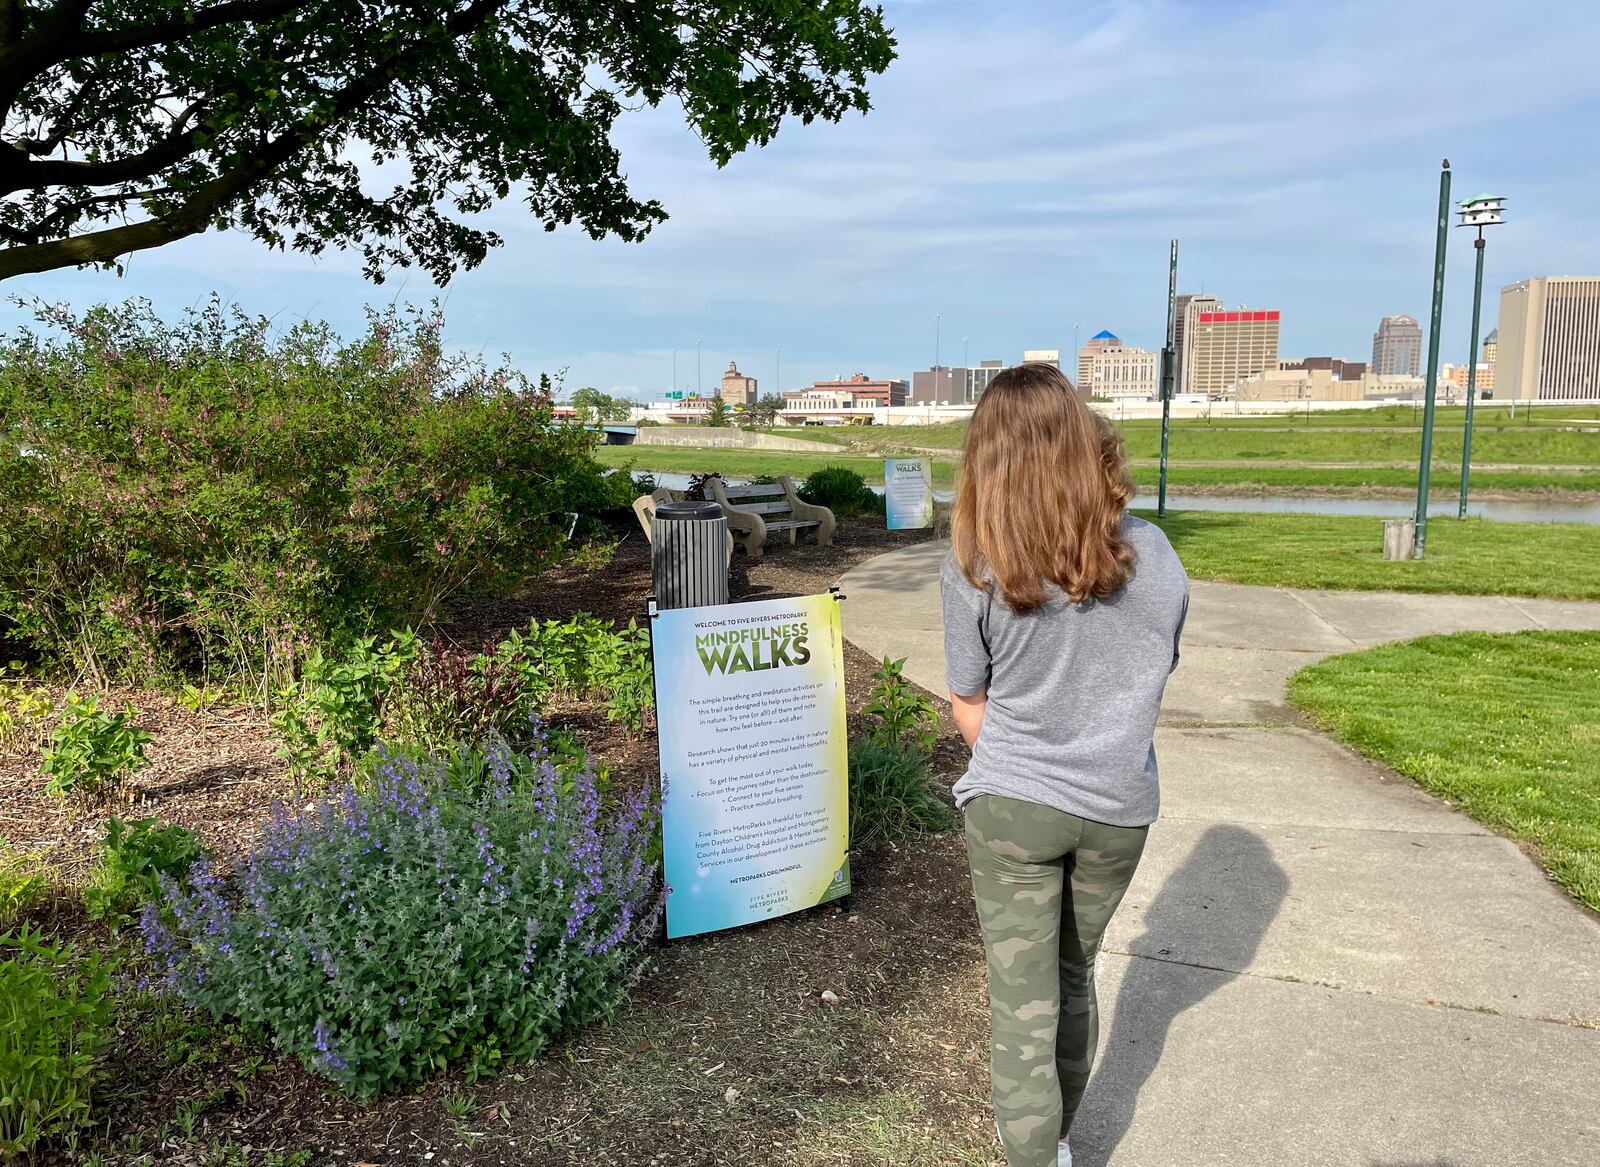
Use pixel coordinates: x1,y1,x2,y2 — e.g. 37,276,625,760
1142,511,1600,601
1290,632,1600,912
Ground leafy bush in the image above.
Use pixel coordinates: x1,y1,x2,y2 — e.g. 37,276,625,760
0,927,114,1157
83,817,204,930
143,734,662,1096
683,472,725,502
489,615,654,733
271,632,417,786
175,682,227,716
40,696,151,798
799,466,883,516
861,657,940,755
383,642,536,754
847,740,955,847
0,843,50,928
0,298,616,692
0,664,53,755
630,472,660,495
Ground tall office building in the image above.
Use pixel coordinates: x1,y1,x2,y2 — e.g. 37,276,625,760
1371,315,1423,377
1496,276,1600,401
1076,330,1121,395
1482,328,1498,365
1188,309,1281,397
1174,294,1221,394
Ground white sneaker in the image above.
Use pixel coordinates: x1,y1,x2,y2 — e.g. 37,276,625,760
1058,1141,1073,1167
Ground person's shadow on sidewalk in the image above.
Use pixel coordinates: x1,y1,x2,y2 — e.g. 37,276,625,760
1071,824,1289,1167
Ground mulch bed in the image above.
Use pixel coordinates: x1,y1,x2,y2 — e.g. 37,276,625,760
7,516,1002,1167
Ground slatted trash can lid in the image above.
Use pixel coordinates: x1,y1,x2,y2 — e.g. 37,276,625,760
654,501,721,521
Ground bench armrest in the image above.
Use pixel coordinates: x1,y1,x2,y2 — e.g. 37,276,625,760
778,476,833,524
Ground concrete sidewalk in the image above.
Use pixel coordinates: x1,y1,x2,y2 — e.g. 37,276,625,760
837,541,1600,1167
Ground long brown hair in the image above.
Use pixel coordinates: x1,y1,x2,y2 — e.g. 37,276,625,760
952,362,1136,613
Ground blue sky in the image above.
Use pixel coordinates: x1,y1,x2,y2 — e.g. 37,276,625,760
5,0,1599,399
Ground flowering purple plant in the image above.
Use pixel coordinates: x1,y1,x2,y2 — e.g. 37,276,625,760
142,728,660,1095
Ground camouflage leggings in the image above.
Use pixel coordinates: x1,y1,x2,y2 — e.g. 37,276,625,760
965,794,1148,1167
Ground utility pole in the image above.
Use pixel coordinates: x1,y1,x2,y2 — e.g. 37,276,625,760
935,314,941,370
1158,240,1179,518
1413,161,1452,558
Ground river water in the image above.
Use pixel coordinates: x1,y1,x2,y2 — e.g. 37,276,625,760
639,472,1600,526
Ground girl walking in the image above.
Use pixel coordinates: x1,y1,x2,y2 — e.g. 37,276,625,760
941,363,1189,1167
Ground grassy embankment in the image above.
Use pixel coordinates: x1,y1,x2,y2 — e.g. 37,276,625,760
1291,632,1600,912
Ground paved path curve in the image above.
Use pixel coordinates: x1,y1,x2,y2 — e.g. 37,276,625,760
838,541,1600,1167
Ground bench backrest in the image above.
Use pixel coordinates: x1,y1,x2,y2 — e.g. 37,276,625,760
713,480,796,516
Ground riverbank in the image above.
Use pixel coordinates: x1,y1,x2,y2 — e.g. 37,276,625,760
597,445,1600,506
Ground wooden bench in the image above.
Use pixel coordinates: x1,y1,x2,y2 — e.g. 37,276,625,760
631,488,734,566
709,476,835,560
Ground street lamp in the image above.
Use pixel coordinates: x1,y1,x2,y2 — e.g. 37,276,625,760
1412,160,1452,559
1455,193,1506,520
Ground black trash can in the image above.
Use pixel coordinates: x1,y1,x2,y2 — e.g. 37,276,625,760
652,501,730,610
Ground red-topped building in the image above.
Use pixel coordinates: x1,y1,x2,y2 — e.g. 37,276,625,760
1189,309,1282,397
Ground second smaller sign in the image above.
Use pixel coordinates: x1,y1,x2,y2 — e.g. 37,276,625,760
884,458,933,530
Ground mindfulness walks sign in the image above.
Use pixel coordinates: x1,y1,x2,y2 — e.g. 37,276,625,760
652,593,851,939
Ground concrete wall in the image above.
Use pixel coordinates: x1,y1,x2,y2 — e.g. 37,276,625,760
633,428,831,452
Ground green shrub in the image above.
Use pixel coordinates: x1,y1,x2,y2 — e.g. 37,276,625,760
40,696,151,798
0,843,50,929
83,817,204,930
0,927,114,1157
861,657,940,756
847,740,955,847
383,641,537,754
799,466,883,516
144,736,661,1096
490,615,654,733
0,664,53,755
0,298,616,693
270,632,417,786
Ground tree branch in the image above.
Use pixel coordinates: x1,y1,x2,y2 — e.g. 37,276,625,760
2,100,213,193
69,0,311,59
0,0,508,279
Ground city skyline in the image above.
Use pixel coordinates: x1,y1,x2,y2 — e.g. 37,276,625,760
3,0,1599,397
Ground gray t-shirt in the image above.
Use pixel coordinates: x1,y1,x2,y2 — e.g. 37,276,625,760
941,516,1189,828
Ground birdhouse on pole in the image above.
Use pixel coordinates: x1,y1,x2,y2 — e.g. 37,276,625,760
1456,194,1506,228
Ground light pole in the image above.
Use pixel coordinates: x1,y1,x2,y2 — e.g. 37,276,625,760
1413,160,1452,559
671,348,677,396
935,314,941,369
696,339,702,398
962,336,969,371
1158,239,1178,518
1455,193,1506,520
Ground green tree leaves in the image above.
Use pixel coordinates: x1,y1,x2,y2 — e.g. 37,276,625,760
0,1,896,280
